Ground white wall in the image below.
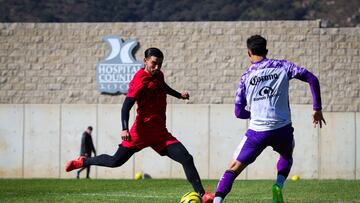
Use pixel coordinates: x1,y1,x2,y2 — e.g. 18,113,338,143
0,104,23,178
0,104,359,180
24,104,60,178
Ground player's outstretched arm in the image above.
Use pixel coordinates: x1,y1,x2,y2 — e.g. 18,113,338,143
294,69,325,128
121,97,136,141
295,69,322,112
312,110,326,128
179,91,189,100
165,83,189,100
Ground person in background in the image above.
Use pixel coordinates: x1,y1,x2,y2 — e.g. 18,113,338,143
76,126,96,179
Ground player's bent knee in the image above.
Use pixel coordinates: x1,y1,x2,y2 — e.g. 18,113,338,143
182,154,194,165
228,160,240,169
228,160,246,175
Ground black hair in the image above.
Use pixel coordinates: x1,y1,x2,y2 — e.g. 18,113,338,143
144,47,164,59
87,126,93,131
247,35,268,56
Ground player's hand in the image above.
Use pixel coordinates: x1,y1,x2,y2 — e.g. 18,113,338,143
312,110,326,128
121,130,132,141
180,91,189,100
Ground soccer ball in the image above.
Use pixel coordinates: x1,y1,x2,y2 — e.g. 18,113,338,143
180,191,202,203
134,172,143,180
291,175,300,181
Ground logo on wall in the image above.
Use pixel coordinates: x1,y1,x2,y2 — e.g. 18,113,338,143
96,36,143,94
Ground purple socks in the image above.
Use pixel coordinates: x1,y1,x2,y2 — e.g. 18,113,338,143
215,170,237,198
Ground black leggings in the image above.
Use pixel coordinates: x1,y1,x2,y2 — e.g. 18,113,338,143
83,146,137,168
162,143,205,196
83,143,205,196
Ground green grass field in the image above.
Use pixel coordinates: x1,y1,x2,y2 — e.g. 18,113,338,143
0,179,359,202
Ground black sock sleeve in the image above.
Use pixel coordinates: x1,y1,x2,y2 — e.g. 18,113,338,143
164,143,205,196
165,83,182,99
121,97,136,130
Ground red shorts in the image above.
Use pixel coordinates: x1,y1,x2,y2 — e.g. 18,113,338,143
120,127,179,155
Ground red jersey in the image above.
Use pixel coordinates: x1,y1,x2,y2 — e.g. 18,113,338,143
122,68,179,152
127,68,167,132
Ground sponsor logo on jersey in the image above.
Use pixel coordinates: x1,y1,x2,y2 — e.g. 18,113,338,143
253,86,281,101
249,73,279,86
96,36,143,94
258,86,275,96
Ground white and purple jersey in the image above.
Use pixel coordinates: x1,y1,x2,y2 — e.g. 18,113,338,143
235,58,322,131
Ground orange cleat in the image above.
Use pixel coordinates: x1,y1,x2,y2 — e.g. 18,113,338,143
65,156,86,172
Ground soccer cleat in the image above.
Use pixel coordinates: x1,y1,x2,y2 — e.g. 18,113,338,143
65,156,86,172
202,192,215,203
272,183,284,203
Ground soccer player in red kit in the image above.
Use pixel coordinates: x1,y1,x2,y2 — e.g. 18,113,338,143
66,48,213,202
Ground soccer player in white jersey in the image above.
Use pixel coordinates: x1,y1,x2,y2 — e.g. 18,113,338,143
213,35,326,203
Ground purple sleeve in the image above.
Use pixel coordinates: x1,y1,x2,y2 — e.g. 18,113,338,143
235,103,250,119
235,74,251,119
285,61,322,111
297,70,322,111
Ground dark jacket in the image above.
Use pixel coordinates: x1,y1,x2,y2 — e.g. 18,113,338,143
80,131,96,157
